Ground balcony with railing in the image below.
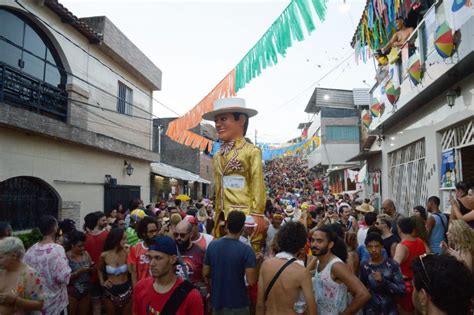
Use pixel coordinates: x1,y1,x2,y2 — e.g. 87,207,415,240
0,62,68,122
352,0,474,132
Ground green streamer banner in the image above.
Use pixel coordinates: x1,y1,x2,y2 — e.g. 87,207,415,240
235,0,327,92
167,0,328,149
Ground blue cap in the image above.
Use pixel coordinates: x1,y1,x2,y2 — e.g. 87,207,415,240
148,236,177,256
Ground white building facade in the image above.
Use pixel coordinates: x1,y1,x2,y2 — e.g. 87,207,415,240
0,0,162,230
352,2,474,215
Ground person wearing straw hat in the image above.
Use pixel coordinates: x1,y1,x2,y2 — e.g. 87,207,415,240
355,202,375,214
202,97,267,252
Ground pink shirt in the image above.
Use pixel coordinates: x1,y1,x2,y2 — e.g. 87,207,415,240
24,242,71,315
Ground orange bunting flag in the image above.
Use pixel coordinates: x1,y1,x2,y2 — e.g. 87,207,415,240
165,69,236,149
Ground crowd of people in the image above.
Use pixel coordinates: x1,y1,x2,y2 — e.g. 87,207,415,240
1,156,474,315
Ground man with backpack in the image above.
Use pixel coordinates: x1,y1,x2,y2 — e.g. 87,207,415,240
132,236,203,315
426,196,448,254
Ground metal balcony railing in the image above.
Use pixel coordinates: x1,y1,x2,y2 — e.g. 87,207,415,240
0,62,68,122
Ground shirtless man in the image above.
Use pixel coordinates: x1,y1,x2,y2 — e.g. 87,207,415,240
256,222,317,315
382,16,414,53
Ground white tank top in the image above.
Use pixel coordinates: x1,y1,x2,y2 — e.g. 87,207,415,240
313,257,348,315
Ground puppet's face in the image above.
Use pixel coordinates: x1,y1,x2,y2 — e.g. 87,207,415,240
214,112,245,142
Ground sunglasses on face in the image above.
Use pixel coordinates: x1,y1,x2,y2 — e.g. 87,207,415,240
418,253,435,291
173,232,189,239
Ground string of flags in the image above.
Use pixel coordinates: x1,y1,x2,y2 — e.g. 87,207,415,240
211,136,320,161
166,0,328,150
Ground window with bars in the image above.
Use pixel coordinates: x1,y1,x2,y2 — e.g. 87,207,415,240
389,139,428,216
117,81,133,115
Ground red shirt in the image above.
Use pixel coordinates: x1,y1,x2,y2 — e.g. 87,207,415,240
400,238,426,278
84,230,109,264
127,242,151,282
176,244,205,284
132,277,203,315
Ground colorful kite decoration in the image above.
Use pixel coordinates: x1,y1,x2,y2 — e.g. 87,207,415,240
371,102,385,118
385,80,400,105
434,22,454,58
166,0,328,149
370,97,384,118
407,54,423,86
362,110,373,128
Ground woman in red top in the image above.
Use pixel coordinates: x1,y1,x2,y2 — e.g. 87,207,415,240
394,217,426,315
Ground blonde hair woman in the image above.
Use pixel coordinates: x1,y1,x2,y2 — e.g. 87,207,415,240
441,219,474,272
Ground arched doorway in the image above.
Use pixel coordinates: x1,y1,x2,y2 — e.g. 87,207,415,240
0,176,60,230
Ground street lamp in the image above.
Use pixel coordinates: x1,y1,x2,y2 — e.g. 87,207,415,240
124,160,134,176
446,87,461,107
376,135,385,146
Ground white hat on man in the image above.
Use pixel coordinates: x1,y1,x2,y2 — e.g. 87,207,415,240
202,97,258,121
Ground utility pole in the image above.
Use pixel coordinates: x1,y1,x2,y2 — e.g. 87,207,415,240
254,129,258,145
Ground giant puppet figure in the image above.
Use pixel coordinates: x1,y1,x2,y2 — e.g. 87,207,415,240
202,98,267,249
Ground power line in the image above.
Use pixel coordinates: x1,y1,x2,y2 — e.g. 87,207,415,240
13,0,181,117
0,33,160,120
274,52,355,111
69,98,154,122
22,108,152,136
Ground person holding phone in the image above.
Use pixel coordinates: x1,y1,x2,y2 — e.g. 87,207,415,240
67,230,94,315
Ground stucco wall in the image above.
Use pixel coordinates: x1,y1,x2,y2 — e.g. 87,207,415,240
2,1,155,150
0,127,151,224
380,73,474,209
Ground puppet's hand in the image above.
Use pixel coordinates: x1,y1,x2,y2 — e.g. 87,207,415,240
251,213,267,236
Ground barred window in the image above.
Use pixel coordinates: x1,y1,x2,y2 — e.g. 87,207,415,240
117,81,133,115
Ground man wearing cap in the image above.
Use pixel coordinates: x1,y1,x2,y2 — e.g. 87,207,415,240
202,98,267,251
133,236,203,315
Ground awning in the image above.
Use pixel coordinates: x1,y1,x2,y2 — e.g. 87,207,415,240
346,150,381,162
150,163,211,184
